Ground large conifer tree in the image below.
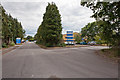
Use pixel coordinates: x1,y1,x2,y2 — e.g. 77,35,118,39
36,2,62,46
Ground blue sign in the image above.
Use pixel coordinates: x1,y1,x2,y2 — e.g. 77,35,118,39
16,38,21,44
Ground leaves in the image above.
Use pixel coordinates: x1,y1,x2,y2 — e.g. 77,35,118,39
36,2,62,46
81,22,98,41
1,6,25,44
81,1,120,47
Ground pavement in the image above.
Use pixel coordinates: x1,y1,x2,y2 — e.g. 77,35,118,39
2,45,21,55
2,42,118,78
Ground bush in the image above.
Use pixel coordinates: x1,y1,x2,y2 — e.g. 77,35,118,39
45,43,66,47
45,43,53,47
96,42,102,44
2,43,8,48
9,42,15,46
57,43,66,47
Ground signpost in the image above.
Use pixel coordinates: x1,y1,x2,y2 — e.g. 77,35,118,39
16,38,21,44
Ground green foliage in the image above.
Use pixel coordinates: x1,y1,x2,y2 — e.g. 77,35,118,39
74,33,82,43
57,43,66,47
81,1,120,48
1,5,25,45
9,42,15,46
29,38,34,42
81,22,98,42
36,2,62,47
45,43,53,47
2,43,8,48
94,34,105,44
26,36,33,41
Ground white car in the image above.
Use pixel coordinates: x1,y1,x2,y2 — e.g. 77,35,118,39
88,41,96,45
34,40,36,43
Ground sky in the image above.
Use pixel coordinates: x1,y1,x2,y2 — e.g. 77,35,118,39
1,0,95,37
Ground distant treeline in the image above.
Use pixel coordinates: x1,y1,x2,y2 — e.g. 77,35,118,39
1,5,25,46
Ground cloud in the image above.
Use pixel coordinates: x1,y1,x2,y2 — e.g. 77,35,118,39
1,0,95,37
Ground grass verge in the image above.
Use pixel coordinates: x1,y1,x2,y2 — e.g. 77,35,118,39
95,48,120,63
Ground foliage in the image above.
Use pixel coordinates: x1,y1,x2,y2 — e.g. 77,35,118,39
81,22,98,42
2,43,8,48
74,33,82,43
26,35,32,40
9,42,15,46
36,2,62,47
81,1,120,47
57,43,66,47
1,5,25,45
94,34,105,44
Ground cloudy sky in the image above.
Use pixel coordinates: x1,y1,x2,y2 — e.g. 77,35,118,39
1,0,95,37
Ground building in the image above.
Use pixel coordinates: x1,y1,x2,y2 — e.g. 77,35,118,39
63,34,67,42
63,31,75,44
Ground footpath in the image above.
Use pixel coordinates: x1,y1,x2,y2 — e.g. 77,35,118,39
2,45,22,55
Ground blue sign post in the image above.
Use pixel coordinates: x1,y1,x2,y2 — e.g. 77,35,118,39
16,38,21,44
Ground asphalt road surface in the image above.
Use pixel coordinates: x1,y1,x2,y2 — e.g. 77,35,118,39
2,42,118,78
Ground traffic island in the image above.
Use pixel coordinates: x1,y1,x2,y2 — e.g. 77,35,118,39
37,44,90,49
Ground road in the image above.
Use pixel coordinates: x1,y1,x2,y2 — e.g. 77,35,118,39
2,42,118,78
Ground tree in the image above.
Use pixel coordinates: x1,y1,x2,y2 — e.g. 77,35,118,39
2,6,11,44
94,34,105,44
1,5,25,45
74,33,82,43
81,0,120,56
81,1,120,47
36,2,62,47
26,36,33,40
81,22,98,41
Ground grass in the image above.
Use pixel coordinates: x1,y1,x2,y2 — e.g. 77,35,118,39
101,48,119,57
37,44,65,49
96,48,120,63
36,42,66,49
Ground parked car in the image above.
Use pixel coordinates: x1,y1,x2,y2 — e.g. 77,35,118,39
65,42,75,45
88,41,96,45
80,42,87,45
21,40,25,43
34,40,36,43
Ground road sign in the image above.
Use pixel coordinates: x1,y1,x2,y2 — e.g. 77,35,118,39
16,38,21,44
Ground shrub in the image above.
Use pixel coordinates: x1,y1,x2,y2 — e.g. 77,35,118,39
2,43,8,48
57,43,66,47
45,43,53,47
9,42,15,46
